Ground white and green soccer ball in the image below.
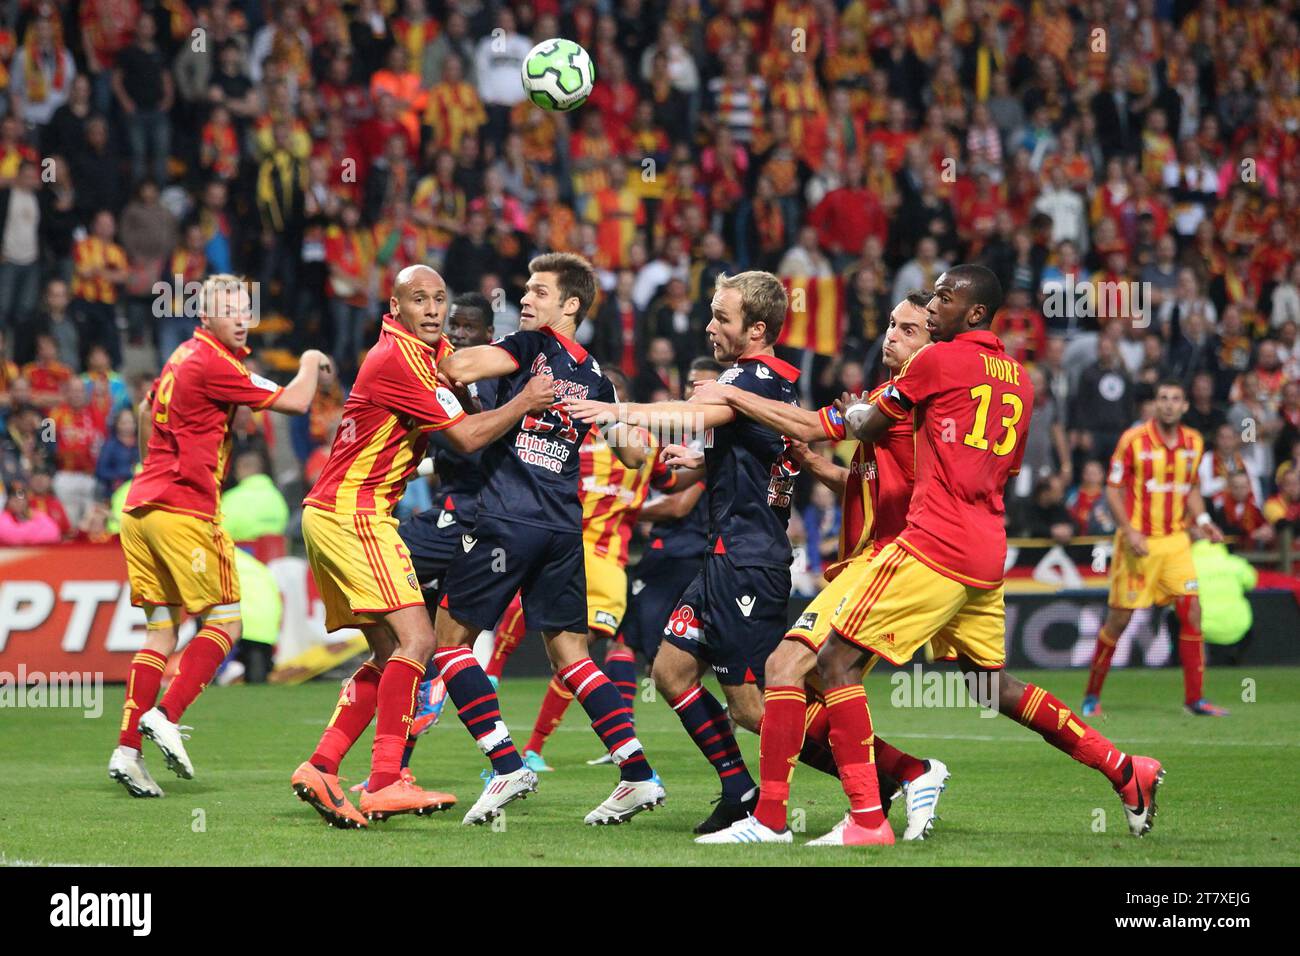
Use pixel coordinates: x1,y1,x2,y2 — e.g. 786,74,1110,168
521,38,595,112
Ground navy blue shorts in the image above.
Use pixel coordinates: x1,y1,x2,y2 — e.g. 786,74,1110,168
398,505,476,610
662,553,790,687
439,513,587,634
619,549,703,662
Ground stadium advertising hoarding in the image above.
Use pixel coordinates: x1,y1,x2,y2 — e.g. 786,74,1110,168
1,544,1296,680
0,545,337,681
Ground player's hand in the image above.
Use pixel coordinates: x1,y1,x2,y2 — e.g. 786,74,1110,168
1124,526,1149,557
566,398,617,425
660,443,704,469
1202,520,1225,544
786,438,813,464
301,349,331,374
521,373,557,413
688,380,738,405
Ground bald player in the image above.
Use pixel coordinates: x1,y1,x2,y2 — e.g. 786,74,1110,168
291,265,555,828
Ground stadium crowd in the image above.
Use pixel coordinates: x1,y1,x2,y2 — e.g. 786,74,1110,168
0,0,1297,570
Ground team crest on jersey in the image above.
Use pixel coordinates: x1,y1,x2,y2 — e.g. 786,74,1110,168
407,573,418,590
794,611,818,630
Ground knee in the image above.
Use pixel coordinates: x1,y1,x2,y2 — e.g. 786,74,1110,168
815,644,854,687
765,641,812,688
651,657,688,701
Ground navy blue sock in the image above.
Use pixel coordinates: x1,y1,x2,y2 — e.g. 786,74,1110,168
669,683,754,801
430,646,523,775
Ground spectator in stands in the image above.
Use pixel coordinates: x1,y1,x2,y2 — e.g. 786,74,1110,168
1018,364,1071,498
48,375,101,525
1218,471,1274,551
633,336,681,403
95,405,137,499
22,331,72,409
112,14,173,187
1017,475,1075,546
1264,470,1300,533
0,159,42,330
1200,422,1264,510
1066,460,1110,535
1071,332,1135,467
0,476,61,544
119,179,177,347
26,464,71,539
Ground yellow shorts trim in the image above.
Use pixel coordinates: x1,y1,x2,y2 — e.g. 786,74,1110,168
1108,531,1198,609
827,542,1007,669
584,550,628,636
120,508,239,615
302,505,424,632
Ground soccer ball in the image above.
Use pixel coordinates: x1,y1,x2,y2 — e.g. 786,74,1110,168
521,38,595,112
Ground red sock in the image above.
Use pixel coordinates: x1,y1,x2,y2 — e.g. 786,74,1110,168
798,692,839,777
1084,625,1118,698
524,676,573,755
754,686,807,831
874,737,926,783
118,649,167,749
369,655,424,791
1175,596,1204,704
158,626,233,721
485,593,526,681
823,684,884,827
310,661,382,774
1015,683,1129,788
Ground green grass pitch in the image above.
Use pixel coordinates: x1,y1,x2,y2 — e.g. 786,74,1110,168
2,667,1296,866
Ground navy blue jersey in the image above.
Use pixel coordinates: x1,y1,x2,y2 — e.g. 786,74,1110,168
427,376,500,517
704,354,800,568
646,484,709,559
476,326,615,531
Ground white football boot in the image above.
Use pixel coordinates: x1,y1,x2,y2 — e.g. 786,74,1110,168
901,759,950,841
462,767,538,825
694,813,792,844
138,707,194,779
108,747,164,798
584,777,666,825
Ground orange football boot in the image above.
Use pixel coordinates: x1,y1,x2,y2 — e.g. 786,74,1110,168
291,761,368,829
360,776,458,822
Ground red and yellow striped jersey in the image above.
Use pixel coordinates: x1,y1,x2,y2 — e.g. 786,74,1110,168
1107,420,1205,537
579,427,676,567
817,380,917,579
305,315,465,517
126,330,284,522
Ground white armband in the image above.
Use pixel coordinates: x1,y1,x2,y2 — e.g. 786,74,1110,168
845,403,872,434
1196,512,1212,528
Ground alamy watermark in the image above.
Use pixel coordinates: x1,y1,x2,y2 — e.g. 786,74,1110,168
1043,277,1152,328
889,664,999,718
0,664,103,718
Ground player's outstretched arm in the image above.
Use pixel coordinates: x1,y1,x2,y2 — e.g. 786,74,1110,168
442,373,556,454
691,380,825,443
599,422,652,469
791,439,848,496
638,480,705,523
439,344,519,386
269,350,331,414
566,398,736,436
